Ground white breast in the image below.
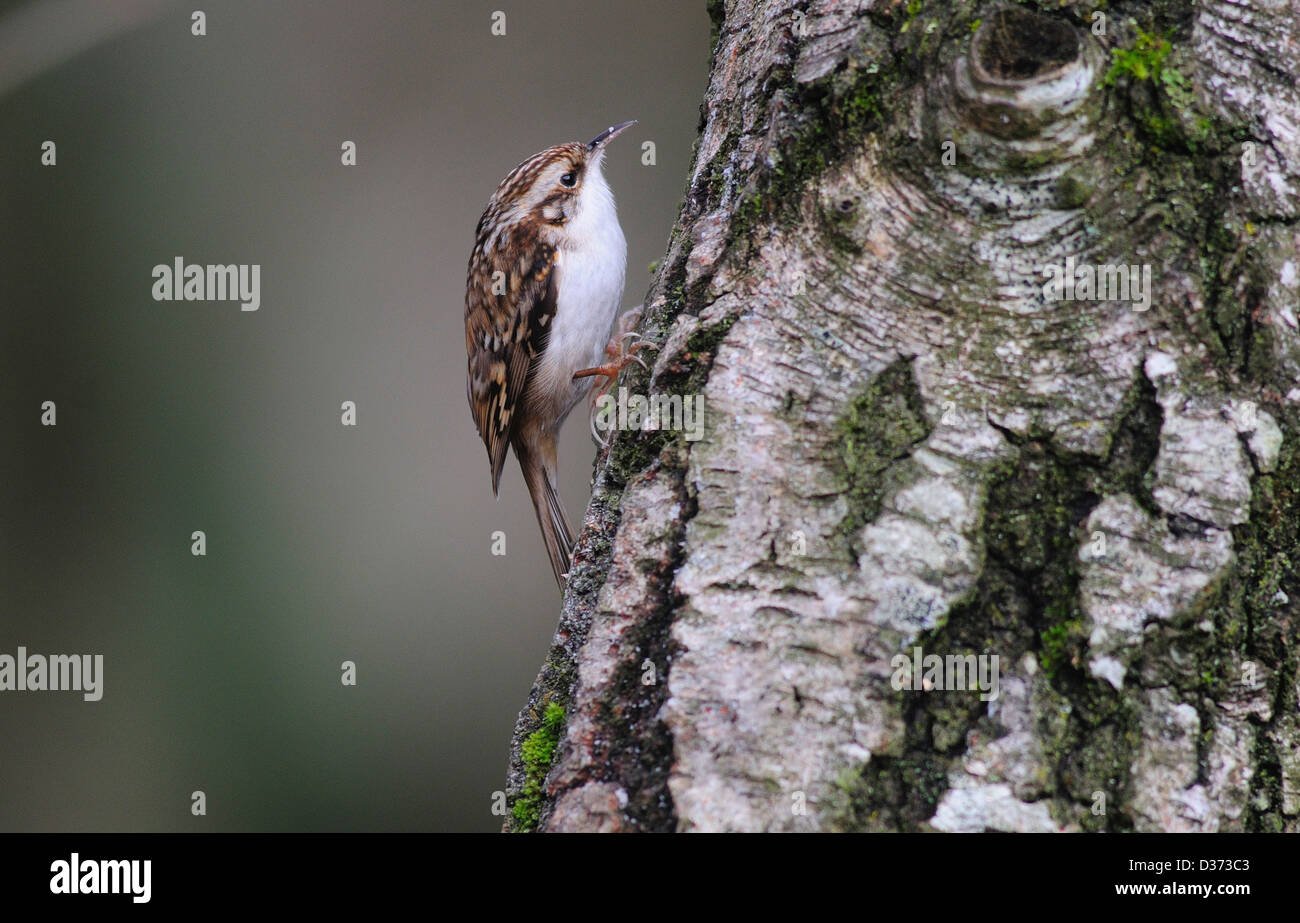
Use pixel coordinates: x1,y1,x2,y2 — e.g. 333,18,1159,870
532,159,626,430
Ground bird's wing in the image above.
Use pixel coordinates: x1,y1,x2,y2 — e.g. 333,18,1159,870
465,232,559,494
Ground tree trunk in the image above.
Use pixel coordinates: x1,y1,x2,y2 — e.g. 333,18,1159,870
504,0,1300,832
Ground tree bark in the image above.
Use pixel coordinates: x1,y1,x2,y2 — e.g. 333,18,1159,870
505,0,1300,832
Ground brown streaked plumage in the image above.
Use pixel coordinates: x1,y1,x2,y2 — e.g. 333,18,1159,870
465,122,635,590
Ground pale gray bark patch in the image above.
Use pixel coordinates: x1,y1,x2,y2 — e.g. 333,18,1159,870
1194,0,1300,220
1080,493,1232,690
1130,687,1211,831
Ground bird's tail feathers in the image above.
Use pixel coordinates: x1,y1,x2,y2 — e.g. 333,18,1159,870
516,441,574,592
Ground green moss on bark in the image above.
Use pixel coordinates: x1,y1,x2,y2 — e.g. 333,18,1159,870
831,359,932,557
511,703,566,832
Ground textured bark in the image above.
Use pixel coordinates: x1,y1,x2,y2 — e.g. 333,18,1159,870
505,0,1300,832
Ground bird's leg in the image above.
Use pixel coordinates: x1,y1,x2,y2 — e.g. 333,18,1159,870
572,306,652,403
576,307,654,446
573,332,651,397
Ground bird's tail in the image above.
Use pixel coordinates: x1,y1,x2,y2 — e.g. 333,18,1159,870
515,435,574,592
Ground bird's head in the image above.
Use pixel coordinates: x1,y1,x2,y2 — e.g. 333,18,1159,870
487,120,636,232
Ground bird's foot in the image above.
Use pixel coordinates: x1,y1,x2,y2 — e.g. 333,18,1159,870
578,309,655,445
573,332,652,397
574,304,653,400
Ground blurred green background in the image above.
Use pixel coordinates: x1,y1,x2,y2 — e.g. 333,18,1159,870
0,0,708,831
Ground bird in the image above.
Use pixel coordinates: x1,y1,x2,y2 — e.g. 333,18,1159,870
465,121,637,591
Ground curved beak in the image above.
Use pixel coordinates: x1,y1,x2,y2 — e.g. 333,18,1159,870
587,120,637,152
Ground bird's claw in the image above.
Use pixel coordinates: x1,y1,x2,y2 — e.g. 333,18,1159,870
578,319,660,447
572,332,656,386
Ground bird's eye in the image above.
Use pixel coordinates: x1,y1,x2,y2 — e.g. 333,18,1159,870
560,172,577,187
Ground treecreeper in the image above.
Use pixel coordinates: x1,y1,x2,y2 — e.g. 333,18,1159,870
465,121,645,590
